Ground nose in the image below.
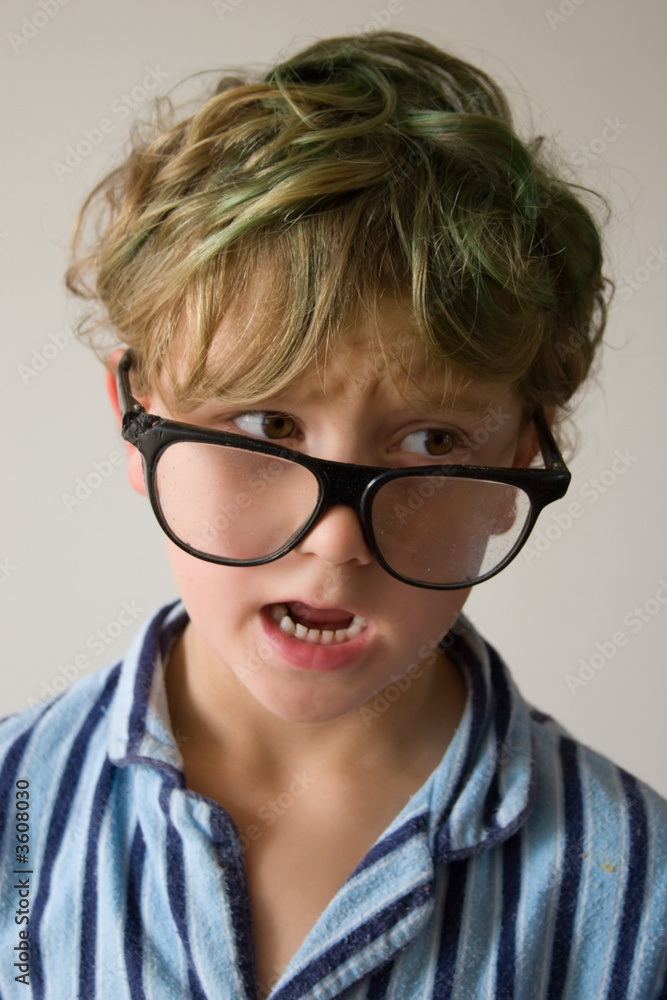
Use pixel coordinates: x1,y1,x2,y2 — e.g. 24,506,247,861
295,504,374,569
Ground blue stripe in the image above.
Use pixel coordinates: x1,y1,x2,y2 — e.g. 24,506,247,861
546,737,584,1000
124,823,147,1000
605,771,649,1000
433,860,468,999
495,831,522,998
273,881,434,1000
160,784,208,1000
78,757,117,999
30,666,121,1000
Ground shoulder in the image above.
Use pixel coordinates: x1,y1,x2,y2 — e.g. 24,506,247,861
0,597,185,766
519,703,667,991
0,659,122,752
527,706,667,836
464,630,667,994
0,599,184,828
0,660,123,810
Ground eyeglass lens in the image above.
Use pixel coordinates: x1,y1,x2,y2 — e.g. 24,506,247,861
154,440,532,585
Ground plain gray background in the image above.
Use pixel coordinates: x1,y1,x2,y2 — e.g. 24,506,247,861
2,0,666,796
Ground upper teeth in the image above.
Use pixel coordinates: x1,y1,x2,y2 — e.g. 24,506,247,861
270,604,366,644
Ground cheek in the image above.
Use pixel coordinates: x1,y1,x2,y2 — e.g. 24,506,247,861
382,583,471,659
163,540,255,623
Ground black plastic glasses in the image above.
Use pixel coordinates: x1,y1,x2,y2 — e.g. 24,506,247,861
117,349,571,590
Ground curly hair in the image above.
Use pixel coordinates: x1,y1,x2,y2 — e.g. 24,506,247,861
66,30,610,422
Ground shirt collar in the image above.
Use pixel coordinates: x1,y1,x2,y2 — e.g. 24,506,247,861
107,600,535,858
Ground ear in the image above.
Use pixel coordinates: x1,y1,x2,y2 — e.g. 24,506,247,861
105,348,148,497
511,406,554,469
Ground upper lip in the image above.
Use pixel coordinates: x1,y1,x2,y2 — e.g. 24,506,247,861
269,597,369,620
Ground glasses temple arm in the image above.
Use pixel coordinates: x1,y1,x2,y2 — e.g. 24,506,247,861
532,406,569,472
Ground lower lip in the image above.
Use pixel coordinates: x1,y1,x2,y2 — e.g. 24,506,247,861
260,607,374,672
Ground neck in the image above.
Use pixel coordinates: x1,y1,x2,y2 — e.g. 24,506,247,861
165,621,467,788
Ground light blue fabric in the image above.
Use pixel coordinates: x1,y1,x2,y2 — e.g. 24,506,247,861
0,599,665,999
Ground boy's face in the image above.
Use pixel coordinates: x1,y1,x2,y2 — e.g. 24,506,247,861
116,293,536,725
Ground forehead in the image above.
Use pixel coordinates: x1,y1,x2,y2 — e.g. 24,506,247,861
200,289,517,415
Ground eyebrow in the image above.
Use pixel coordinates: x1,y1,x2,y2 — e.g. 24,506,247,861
390,380,513,418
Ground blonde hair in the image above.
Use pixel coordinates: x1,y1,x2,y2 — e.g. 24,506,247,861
66,30,609,419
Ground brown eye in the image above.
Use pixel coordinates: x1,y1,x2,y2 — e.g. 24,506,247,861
399,428,458,457
424,430,455,456
261,413,296,439
232,412,297,440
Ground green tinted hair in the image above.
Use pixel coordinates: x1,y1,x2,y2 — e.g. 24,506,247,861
66,30,609,417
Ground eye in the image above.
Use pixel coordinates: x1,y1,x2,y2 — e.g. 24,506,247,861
399,428,460,457
232,411,296,440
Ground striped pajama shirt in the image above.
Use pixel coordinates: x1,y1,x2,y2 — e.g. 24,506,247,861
1,599,665,999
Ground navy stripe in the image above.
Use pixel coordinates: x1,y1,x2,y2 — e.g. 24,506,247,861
353,812,429,876
30,666,121,1000
546,738,584,1000
605,771,649,1000
272,881,434,1000
124,823,147,1000
656,968,667,1000
495,831,522,998
488,646,513,749
0,730,34,851
365,958,395,998
78,757,117,999
433,860,468,999
160,785,208,1000
209,804,258,1000
0,702,56,850
530,709,552,725
127,603,178,755
483,647,514,830
483,773,502,832
435,652,488,855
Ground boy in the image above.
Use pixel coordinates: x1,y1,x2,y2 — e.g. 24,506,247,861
1,29,666,1000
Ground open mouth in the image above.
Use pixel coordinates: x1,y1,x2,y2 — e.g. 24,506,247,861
269,601,367,645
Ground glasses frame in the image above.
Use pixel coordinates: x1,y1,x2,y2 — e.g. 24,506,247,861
117,349,571,590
